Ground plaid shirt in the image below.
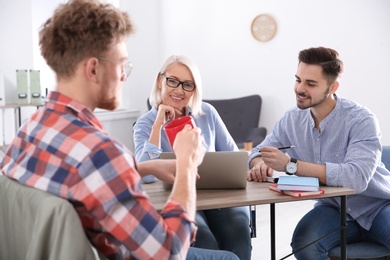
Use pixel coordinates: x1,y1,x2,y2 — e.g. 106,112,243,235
1,91,196,259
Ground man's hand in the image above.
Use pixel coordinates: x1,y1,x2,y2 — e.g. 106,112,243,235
260,146,290,171
169,125,206,219
247,146,290,182
173,124,206,168
248,157,273,182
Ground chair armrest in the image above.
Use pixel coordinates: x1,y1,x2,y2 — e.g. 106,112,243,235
231,126,267,149
246,127,267,147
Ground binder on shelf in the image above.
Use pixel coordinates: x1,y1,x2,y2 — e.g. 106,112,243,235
16,70,29,105
30,70,42,105
0,71,5,106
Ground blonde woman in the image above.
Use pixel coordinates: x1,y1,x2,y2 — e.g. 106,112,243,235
133,55,252,260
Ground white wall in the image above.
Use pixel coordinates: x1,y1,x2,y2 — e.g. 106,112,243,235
125,0,390,145
1,0,390,145
0,0,34,104
120,0,162,111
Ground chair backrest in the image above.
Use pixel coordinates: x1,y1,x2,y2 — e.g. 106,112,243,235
147,98,152,110
204,95,262,130
381,145,390,169
204,95,266,148
0,176,100,260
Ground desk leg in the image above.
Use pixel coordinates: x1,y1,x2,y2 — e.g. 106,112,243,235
250,205,257,238
340,196,347,260
270,203,276,260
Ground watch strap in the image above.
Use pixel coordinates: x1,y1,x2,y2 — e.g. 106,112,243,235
290,158,297,163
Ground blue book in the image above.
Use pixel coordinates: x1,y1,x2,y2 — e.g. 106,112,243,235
277,176,319,191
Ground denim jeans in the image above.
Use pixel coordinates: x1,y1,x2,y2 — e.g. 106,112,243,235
187,247,239,260
291,204,390,260
192,206,252,260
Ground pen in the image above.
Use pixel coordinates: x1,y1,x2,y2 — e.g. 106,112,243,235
277,145,295,151
258,145,295,154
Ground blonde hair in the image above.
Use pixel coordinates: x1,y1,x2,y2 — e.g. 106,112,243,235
149,55,204,117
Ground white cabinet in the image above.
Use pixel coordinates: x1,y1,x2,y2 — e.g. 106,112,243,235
94,109,140,152
0,104,41,147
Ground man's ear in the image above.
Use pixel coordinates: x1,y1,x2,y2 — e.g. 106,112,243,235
85,58,99,83
330,81,339,94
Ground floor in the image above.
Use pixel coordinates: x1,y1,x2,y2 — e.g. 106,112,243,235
250,200,390,260
250,199,316,260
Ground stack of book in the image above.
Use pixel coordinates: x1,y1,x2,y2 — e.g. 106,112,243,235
269,176,324,197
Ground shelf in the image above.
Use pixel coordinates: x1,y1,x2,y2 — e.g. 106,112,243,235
0,103,42,109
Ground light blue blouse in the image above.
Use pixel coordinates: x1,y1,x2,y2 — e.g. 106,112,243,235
249,95,390,230
133,102,238,183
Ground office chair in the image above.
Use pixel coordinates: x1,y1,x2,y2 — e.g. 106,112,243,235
328,145,390,259
203,94,267,149
0,175,103,260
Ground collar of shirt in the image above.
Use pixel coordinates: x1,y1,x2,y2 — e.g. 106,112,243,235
46,91,105,132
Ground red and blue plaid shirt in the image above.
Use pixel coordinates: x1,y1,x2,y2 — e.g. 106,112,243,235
1,91,196,259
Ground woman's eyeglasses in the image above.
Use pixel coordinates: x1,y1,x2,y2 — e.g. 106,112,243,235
161,74,196,92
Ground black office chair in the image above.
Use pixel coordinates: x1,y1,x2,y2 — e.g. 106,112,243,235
328,146,390,259
203,95,267,149
147,98,152,110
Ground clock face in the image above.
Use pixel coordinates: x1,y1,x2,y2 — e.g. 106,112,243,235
251,14,277,42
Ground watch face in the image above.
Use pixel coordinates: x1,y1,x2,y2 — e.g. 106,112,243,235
286,162,297,174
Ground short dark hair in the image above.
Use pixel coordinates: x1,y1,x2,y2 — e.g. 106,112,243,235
298,47,344,84
39,0,134,79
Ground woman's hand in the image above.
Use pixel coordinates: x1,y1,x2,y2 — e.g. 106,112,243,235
137,159,176,183
155,104,182,127
149,104,182,147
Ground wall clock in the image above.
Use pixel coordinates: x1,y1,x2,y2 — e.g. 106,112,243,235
251,14,277,42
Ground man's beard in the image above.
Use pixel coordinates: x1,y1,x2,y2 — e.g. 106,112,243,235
297,87,330,110
98,95,119,111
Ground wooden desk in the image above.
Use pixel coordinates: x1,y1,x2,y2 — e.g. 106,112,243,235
142,181,355,260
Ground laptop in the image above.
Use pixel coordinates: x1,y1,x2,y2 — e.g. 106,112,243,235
160,151,248,190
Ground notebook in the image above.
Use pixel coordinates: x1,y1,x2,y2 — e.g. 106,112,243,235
269,183,325,197
276,176,320,192
160,151,248,190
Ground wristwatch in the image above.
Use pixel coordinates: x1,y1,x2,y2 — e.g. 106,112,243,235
286,158,298,175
